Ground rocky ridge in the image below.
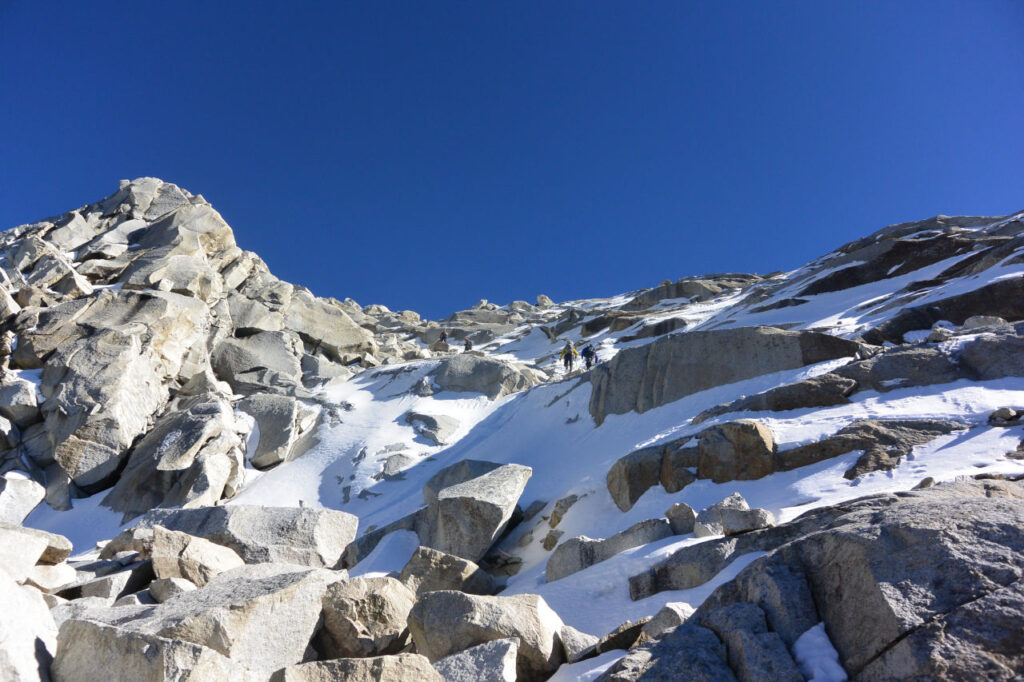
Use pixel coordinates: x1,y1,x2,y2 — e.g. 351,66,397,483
1,180,1023,680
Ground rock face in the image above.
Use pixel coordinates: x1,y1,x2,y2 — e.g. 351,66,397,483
431,354,537,400
624,477,1024,680
399,546,496,596
317,576,416,658
589,326,861,424
134,505,358,567
420,463,532,562
150,526,245,586
407,591,566,681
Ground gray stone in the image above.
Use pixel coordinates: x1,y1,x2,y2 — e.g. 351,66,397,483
420,463,531,562
237,393,312,468
433,638,518,682
697,421,775,484
0,473,45,525
431,354,537,400
134,505,358,567
407,591,566,682
606,447,663,512
0,569,58,682
423,460,503,505
665,502,697,535
546,518,672,582
58,560,154,603
597,624,734,681
149,577,197,602
399,546,496,596
559,624,600,663
317,576,416,658
589,326,860,424
0,522,73,566
270,654,442,682
52,618,256,682
642,602,696,639
213,330,303,394
405,411,460,446
0,376,40,427
150,526,245,587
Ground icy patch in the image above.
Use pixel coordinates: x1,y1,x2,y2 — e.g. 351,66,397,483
793,623,848,682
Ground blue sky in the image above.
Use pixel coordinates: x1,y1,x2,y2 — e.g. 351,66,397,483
2,2,1022,319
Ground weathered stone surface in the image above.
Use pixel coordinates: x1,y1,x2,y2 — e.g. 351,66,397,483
149,577,197,602
694,494,774,538
405,411,460,446
431,354,537,400
270,654,442,682
589,326,860,424
57,560,154,603
407,591,566,681
595,617,651,654
665,502,697,535
693,374,859,424
546,518,672,582
237,393,310,468
0,375,40,427
422,460,503,505
642,602,696,639
606,447,663,512
420,463,531,562
75,563,345,677
135,505,358,567
0,522,72,568
150,526,245,587
52,619,255,682
433,638,518,682
697,421,775,484
283,290,377,360
23,562,78,593
399,546,496,596
559,624,599,663
0,472,45,524
0,568,58,682
317,576,416,658
213,330,303,394
597,624,734,681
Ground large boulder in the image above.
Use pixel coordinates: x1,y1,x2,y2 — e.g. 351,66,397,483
605,447,663,512
405,411,460,446
270,654,442,682
212,330,303,394
317,576,416,658
282,290,377,360
398,546,496,596
431,354,537,400
546,518,672,582
422,460,503,505
150,526,245,587
52,619,255,682
237,393,318,469
420,463,532,562
0,472,45,524
589,326,860,424
694,494,775,538
433,638,518,682
134,505,358,567
407,591,566,681
696,421,775,483
68,563,345,677
0,569,58,682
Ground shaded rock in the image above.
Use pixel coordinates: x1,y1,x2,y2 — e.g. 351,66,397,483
546,518,671,582
431,354,537,400
420,463,531,562
399,546,496,596
589,326,860,425
213,330,303,394
433,638,518,682
595,617,651,654
237,393,312,468
659,440,699,493
606,447,662,512
665,502,697,535
135,505,358,567
0,472,45,525
57,560,154,603
150,526,245,587
642,602,695,639
597,624,734,681
0,522,73,568
693,374,859,424
697,421,775,483
317,576,416,658
149,577,197,602
270,654,442,682
52,619,255,682
405,411,460,446
559,624,600,663
0,375,41,427
407,591,566,681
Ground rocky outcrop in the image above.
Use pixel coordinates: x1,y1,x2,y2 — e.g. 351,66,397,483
399,546,496,596
433,638,518,682
317,576,416,658
623,274,761,310
589,326,861,424
407,591,566,682
133,505,358,567
430,354,537,400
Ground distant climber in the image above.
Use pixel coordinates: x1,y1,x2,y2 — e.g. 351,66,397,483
439,329,448,343
464,338,473,352
581,343,596,370
560,341,579,372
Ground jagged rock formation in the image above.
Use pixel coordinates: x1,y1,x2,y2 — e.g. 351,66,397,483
2,183,1024,681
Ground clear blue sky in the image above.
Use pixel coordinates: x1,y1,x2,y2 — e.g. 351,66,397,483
2,2,1022,320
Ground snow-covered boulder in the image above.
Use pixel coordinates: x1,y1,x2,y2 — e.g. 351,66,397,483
431,354,537,400
408,591,566,682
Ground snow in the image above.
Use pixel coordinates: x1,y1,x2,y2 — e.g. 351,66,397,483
24,493,123,559
548,650,625,681
349,529,419,578
793,623,848,682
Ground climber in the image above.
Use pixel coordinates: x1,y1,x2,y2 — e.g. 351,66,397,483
464,338,473,352
581,343,596,370
560,341,579,372
439,329,448,343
